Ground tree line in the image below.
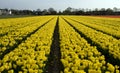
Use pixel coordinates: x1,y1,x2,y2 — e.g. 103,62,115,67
1,7,120,15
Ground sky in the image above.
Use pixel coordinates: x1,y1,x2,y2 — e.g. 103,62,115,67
0,0,120,11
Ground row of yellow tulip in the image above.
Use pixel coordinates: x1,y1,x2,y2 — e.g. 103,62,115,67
0,17,57,73
64,16,120,39
0,16,49,35
0,16,54,58
59,17,119,73
62,17,120,64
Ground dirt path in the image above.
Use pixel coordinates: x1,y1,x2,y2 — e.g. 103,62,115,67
45,17,63,73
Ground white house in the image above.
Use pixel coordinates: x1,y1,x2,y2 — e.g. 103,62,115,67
0,10,2,15
0,9,12,15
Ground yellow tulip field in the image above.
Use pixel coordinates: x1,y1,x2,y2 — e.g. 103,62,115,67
0,16,120,73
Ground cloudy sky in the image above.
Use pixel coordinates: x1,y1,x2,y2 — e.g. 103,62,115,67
0,0,120,11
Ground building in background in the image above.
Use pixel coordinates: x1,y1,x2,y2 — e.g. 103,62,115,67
0,9,12,15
